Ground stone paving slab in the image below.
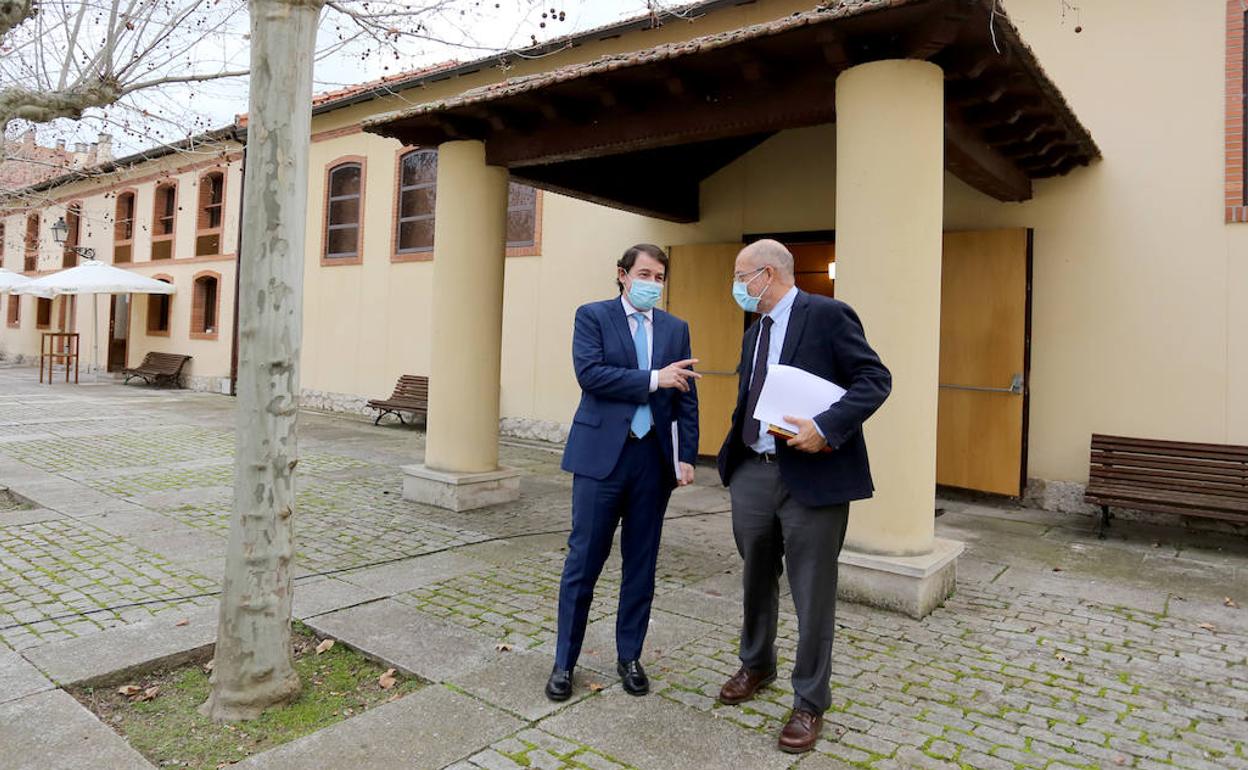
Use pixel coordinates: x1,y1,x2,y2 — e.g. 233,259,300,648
569,608,716,675
22,605,218,686
336,550,489,596
0,648,52,704
305,598,501,682
541,687,796,770
0,688,155,770
292,576,386,620
448,647,606,722
233,685,524,770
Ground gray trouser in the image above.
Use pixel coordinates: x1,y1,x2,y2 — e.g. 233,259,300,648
729,457,850,714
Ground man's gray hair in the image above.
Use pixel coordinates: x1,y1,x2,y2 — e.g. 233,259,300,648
740,238,795,279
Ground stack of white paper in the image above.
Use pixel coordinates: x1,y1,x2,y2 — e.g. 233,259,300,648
752,364,846,435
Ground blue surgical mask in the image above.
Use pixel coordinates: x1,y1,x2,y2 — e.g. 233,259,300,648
732,269,771,313
626,278,663,311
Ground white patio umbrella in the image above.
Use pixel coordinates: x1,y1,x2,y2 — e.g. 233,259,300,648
0,267,30,292
12,259,176,379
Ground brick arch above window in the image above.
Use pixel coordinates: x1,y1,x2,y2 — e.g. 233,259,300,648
323,155,366,265
147,274,174,336
196,170,227,256
190,270,222,340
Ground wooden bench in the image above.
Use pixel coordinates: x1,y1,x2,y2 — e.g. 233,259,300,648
368,375,429,426
1085,433,1248,538
123,352,191,388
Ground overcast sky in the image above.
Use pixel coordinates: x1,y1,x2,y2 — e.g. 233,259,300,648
59,1,659,156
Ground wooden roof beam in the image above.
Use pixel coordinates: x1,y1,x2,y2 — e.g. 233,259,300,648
945,112,1032,202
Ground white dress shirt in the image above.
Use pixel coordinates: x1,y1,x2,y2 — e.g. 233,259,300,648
621,295,659,392
748,286,800,454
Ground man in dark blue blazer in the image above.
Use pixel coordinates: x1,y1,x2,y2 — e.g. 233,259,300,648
715,239,891,754
547,244,700,702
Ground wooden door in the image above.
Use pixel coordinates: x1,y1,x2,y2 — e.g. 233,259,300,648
107,294,130,372
666,243,745,456
937,228,1031,496
788,243,836,298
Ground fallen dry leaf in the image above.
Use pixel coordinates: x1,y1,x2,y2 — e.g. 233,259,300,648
1054,652,1073,664
315,638,335,655
1198,622,1217,632
1225,597,1239,609
588,682,605,692
137,686,160,702
117,684,142,697
378,668,397,690
494,643,513,653
175,618,190,627
1114,756,1127,766
203,660,215,673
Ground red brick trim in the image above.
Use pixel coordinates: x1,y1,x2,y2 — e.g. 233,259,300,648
111,188,138,264
312,123,364,143
1228,1,1246,221
190,269,222,340
321,155,367,266
146,274,174,337
46,153,242,207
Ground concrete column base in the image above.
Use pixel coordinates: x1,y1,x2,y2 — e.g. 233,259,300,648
400,464,521,512
837,538,964,619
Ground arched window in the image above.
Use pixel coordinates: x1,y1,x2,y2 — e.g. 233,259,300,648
395,149,436,256
114,191,135,263
24,212,39,272
191,272,220,339
147,276,173,335
196,172,225,256
63,203,82,268
152,183,177,260
325,160,363,262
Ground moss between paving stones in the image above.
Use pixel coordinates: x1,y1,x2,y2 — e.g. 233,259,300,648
71,622,423,769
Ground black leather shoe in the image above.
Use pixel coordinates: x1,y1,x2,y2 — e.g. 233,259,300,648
617,659,649,696
545,666,573,702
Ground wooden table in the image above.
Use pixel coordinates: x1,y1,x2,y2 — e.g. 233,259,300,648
39,332,79,384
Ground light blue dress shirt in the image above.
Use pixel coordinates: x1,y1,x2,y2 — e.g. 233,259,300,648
747,286,799,455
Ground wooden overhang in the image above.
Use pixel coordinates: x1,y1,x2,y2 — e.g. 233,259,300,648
364,0,1099,223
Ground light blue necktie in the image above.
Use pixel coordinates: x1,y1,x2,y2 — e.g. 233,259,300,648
630,312,652,438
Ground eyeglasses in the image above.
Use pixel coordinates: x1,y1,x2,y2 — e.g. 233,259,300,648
732,266,767,283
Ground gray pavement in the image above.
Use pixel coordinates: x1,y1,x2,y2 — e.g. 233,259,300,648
0,364,1245,770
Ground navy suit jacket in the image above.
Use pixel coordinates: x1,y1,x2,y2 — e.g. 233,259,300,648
562,298,699,486
717,290,891,507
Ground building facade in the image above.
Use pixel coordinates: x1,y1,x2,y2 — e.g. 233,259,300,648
1,0,1243,532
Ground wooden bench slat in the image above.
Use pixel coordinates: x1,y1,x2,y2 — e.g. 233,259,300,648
1089,467,1248,494
1091,434,1248,461
1091,450,1248,474
1087,482,1248,510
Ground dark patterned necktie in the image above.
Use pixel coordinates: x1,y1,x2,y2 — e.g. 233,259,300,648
742,316,774,446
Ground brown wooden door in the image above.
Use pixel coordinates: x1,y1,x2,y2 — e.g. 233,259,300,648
937,228,1031,496
107,294,130,372
666,243,746,456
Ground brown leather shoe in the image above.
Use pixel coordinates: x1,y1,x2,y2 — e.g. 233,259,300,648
778,709,822,754
717,666,777,705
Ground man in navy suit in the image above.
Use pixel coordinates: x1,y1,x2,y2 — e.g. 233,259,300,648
547,244,700,702
716,239,891,754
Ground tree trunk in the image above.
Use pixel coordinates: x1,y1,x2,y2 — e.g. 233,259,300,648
202,0,323,723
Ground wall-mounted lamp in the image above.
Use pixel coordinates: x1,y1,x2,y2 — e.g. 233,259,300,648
827,261,836,280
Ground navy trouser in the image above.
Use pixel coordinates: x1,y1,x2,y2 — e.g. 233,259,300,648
554,432,671,670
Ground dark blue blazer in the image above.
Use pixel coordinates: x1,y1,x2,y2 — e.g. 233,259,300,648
562,298,699,485
717,290,891,507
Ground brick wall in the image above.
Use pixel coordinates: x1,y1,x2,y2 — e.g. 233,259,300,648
1229,1,1246,222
